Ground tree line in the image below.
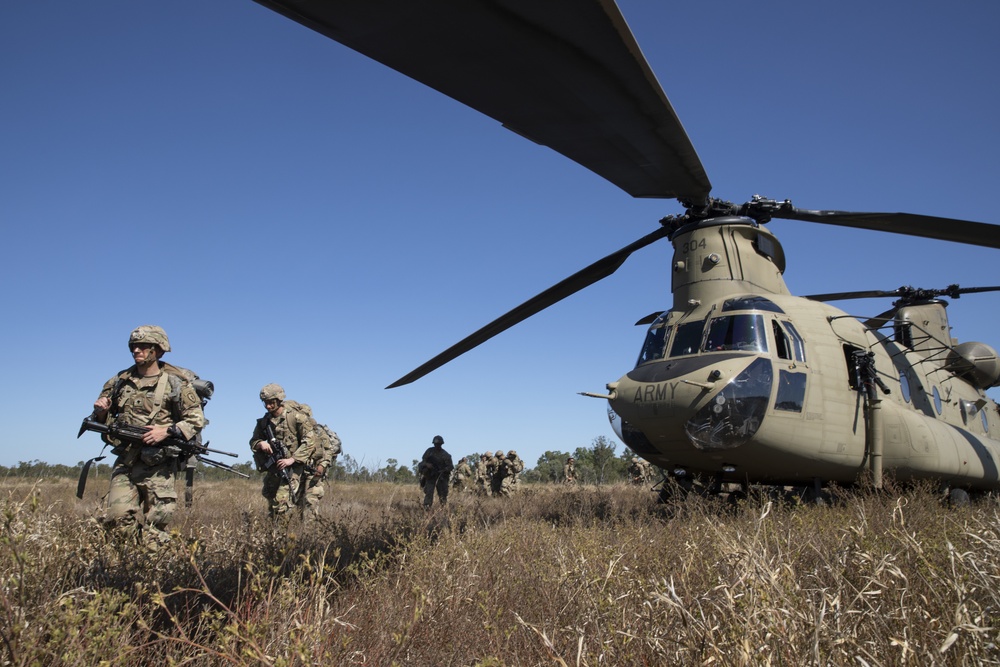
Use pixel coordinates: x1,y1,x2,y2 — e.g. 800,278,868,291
5,436,659,485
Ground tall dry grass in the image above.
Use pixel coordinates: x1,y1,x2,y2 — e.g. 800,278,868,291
0,475,998,665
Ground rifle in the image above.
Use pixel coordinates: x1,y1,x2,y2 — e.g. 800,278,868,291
76,416,248,499
259,421,315,504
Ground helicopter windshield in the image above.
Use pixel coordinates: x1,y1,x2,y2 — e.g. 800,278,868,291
704,314,767,353
636,324,671,365
669,321,704,357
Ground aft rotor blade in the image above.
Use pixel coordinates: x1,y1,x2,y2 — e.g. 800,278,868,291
774,208,1000,249
252,0,712,203
387,226,672,387
863,308,900,330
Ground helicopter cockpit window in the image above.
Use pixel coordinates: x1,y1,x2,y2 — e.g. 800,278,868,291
669,321,704,357
636,325,671,366
704,314,767,353
721,296,784,314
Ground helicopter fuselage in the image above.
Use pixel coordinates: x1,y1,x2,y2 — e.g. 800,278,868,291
608,218,1000,490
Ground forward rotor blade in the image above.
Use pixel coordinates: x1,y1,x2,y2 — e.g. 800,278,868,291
805,289,907,302
253,0,712,202
387,226,671,387
774,208,1000,249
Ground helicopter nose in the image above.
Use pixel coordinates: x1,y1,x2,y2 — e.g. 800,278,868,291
610,356,772,452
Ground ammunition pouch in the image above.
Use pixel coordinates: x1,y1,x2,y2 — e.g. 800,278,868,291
140,444,182,467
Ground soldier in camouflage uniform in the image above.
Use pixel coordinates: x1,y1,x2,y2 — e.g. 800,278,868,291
640,459,654,483
499,450,524,496
91,325,206,548
250,384,318,520
418,435,454,508
490,450,506,496
475,451,492,496
563,456,577,484
628,457,645,485
452,456,473,493
300,416,338,521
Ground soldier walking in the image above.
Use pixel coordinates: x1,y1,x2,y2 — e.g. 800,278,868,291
250,384,319,520
563,456,577,484
90,325,206,549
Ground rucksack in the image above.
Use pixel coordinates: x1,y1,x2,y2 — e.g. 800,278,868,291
283,400,341,461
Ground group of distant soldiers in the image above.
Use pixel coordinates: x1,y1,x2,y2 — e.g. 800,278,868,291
449,449,526,498
417,439,528,508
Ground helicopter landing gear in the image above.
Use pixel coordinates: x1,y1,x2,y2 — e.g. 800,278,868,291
948,487,971,508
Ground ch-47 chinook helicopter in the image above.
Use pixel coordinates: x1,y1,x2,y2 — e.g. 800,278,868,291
253,0,1000,497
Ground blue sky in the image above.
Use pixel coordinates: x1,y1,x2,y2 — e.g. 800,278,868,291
2,1,998,471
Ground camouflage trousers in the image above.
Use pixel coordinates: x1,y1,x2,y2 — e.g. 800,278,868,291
262,465,325,521
492,475,517,497
104,454,178,548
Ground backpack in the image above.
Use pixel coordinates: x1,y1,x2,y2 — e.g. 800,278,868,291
283,400,342,461
160,363,214,505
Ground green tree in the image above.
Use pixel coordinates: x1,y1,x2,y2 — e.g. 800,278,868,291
525,450,571,483
379,458,416,483
590,436,618,485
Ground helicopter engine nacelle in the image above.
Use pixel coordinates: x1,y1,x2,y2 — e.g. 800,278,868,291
947,341,1000,389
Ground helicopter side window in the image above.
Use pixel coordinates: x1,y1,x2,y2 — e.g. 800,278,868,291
784,322,806,362
636,325,671,366
704,314,767,353
669,321,705,357
775,371,807,412
772,320,792,360
754,233,779,264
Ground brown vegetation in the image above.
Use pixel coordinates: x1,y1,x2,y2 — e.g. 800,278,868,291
0,476,998,665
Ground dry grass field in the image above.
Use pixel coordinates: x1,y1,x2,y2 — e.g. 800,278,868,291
1,475,998,665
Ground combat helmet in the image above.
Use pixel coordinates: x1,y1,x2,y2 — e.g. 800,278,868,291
259,383,286,402
128,325,170,353
432,435,445,446
483,451,493,458
507,450,517,458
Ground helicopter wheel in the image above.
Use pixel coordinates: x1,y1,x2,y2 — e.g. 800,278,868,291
725,486,748,507
948,487,971,508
